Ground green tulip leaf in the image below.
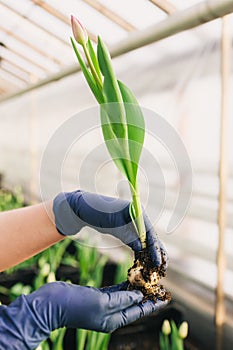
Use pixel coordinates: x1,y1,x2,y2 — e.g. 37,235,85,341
71,37,104,104
71,31,147,244
86,38,102,81
118,80,145,183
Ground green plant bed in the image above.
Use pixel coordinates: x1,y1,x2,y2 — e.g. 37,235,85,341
0,259,117,306
59,301,192,350
0,187,197,349
0,249,197,349
1,250,194,349
109,302,187,350
0,186,25,211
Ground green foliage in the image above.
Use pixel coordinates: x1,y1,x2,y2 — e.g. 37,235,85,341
114,253,131,285
36,340,50,350
0,187,24,211
9,283,32,299
86,38,102,81
76,243,110,350
71,38,104,104
71,27,147,246
31,240,75,349
160,319,188,350
49,328,67,350
97,37,145,207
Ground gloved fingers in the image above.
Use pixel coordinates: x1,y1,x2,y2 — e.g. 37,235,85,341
147,233,168,270
144,215,161,267
125,236,142,252
124,299,168,323
104,290,143,314
143,214,168,270
76,192,131,229
106,219,142,251
99,281,129,293
104,299,168,332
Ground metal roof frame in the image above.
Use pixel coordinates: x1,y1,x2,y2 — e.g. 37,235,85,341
149,0,177,15
0,0,232,102
1,0,233,102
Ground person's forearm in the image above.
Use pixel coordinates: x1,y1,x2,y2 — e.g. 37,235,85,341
0,201,64,271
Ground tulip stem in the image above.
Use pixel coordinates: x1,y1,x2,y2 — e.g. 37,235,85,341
83,44,103,91
130,183,146,248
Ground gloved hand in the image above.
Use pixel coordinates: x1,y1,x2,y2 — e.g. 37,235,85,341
53,190,167,268
0,281,168,349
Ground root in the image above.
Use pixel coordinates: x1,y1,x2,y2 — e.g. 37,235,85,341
127,249,171,302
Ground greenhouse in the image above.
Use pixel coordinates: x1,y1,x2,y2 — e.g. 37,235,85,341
0,0,233,349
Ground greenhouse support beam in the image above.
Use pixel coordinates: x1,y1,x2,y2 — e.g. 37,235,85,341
1,0,233,103
0,24,62,65
148,0,177,15
1,65,28,83
111,0,233,56
0,1,70,47
32,0,97,43
83,0,136,32
215,15,230,330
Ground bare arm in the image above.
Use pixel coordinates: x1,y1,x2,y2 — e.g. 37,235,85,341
0,201,64,272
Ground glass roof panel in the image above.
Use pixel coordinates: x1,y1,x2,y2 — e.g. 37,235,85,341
0,68,27,88
0,3,71,62
43,0,129,44
1,60,30,83
0,0,232,98
97,0,167,28
171,0,203,9
3,37,61,72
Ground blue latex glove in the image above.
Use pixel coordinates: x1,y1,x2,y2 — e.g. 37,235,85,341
53,190,168,268
0,281,167,349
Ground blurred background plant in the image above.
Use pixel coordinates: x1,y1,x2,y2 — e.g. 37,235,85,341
75,243,110,350
160,319,188,350
0,187,24,211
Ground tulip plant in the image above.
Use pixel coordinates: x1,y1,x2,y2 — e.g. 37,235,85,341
70,15,146,248
160,319,188,350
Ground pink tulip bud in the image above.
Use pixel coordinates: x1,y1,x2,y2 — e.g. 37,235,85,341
71,15,88,45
